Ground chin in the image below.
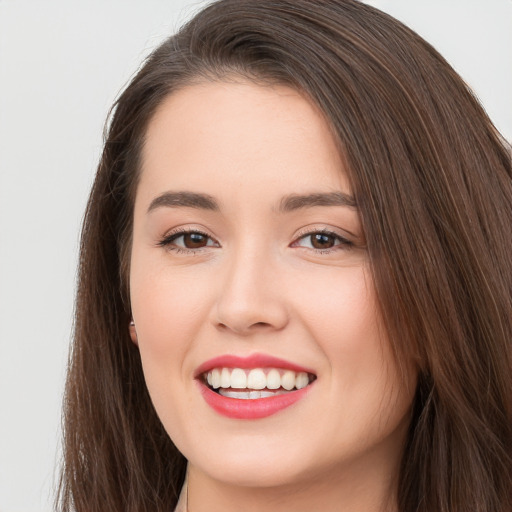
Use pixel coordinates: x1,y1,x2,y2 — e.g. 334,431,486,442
183,434,319,488
198,455,313,488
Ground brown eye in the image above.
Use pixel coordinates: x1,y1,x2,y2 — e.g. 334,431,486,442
159,230,218,252
293,230,352,253
183,232,209,248
310,233,336,249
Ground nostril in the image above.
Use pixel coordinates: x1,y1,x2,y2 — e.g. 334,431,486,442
215,320,274,335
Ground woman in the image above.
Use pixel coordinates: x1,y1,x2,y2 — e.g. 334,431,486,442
57,1,512,511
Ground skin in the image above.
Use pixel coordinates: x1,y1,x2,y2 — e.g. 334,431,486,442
129,80,417,512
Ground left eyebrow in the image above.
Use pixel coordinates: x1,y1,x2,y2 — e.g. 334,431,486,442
147,191,220,213
278,192,357,212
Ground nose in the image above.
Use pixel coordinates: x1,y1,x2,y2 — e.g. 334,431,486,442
212,245,289,336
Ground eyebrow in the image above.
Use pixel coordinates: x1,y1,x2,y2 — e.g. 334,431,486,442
278,191,357,212
147,191,220,213
147,190,357,214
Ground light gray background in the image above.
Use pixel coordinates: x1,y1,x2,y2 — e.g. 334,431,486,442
0,1,511,511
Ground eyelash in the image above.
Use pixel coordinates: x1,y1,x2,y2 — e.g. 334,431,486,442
157,228,215,255
157,228,353,255
293,228,353,254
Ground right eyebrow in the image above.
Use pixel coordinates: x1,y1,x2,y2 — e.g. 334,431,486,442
147,191,220,213
278,191,357,212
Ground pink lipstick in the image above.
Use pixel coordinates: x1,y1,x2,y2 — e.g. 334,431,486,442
195,353,316,420
194,353,315,376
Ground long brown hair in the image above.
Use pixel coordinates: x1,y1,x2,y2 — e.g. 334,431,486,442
57,1,512,511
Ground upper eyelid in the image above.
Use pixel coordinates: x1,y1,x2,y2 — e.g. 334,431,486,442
156,229,217,251
162,226,217,241
292,230,351,249
294,226,353,241
161,225,347,238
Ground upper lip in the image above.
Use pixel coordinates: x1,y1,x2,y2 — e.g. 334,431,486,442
194,353,316,378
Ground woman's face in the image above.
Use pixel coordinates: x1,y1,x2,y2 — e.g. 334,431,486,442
130,80,416,489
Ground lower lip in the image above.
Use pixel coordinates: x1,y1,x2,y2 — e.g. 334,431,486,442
197,380,313,419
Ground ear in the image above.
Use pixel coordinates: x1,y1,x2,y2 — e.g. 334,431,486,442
129,320,138,346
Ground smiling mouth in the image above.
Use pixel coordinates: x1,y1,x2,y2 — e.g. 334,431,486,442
202,367,317,399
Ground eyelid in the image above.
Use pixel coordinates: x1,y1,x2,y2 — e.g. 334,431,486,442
293,225,352,242
291,226,354,253
157,226,220,251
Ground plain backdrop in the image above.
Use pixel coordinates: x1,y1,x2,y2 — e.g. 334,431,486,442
0,1,511,511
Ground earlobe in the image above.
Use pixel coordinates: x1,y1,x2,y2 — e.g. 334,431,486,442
129,319,138,346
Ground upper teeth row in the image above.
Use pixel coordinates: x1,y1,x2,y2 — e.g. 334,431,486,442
206,368,310,390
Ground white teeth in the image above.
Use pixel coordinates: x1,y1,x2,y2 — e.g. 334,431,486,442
266,369,281,389
230,368,247,389
205,367,314,394
219,389,252,399
219,389,288,399
211,368,221,389
281,370,295,390
296,372,309,389
247,369,267,390
257,390,277,398
220,368,231,388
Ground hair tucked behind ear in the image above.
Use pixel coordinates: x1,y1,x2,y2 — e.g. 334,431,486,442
57,1,512,511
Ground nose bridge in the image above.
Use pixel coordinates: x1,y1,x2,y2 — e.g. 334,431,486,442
213,237,288,334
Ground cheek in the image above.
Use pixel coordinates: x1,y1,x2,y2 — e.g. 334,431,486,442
129,262,213,434
296,264,380,359
130,261,212,358
295,265,410,423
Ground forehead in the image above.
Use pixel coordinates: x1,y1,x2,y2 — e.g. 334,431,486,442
137,80,350,210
